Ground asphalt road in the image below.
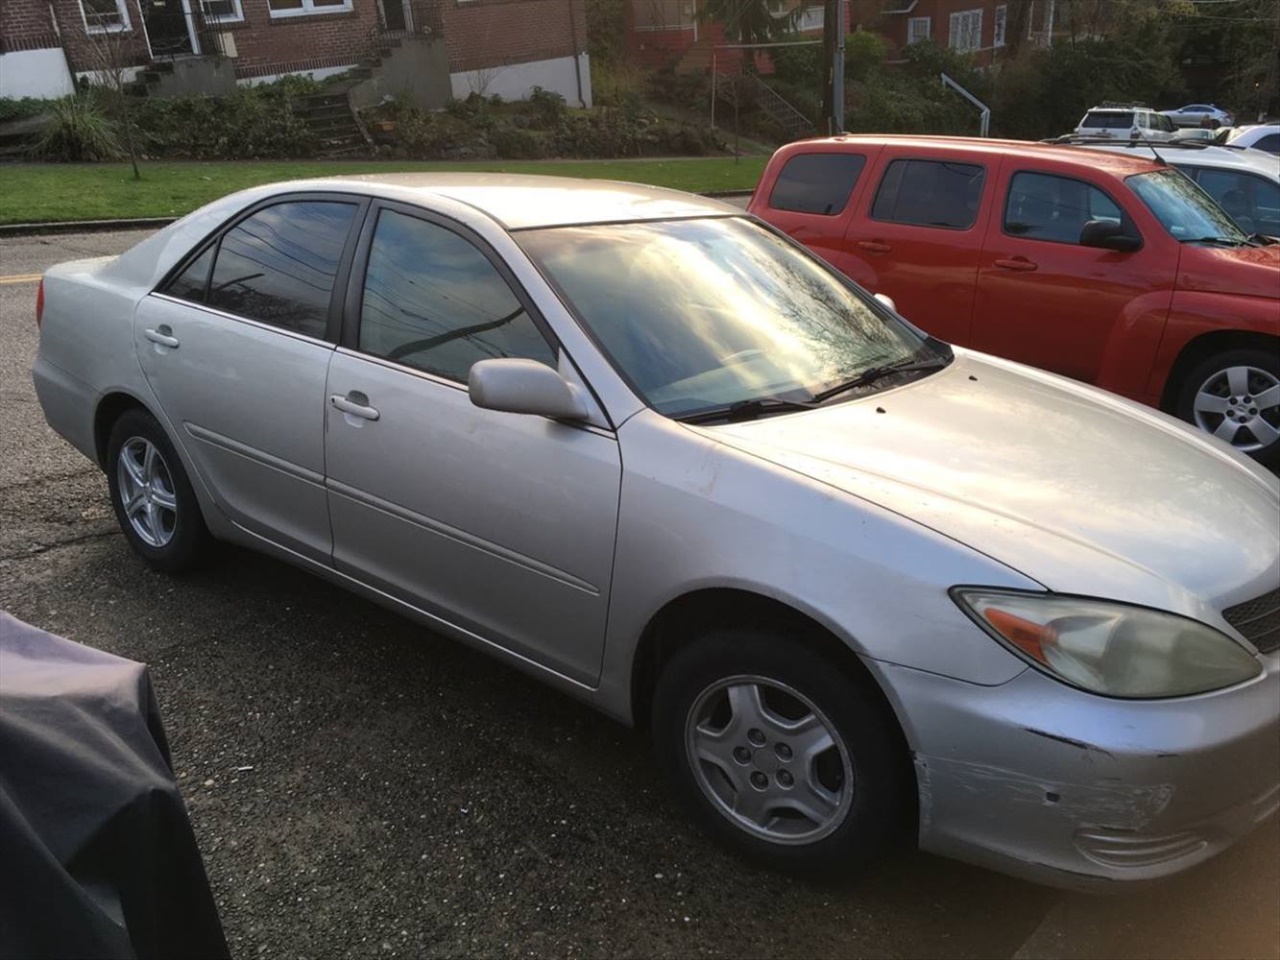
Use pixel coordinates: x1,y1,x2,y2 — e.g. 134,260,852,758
1,229,1277,960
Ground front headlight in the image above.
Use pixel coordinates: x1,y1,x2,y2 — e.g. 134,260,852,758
952,589,1263,699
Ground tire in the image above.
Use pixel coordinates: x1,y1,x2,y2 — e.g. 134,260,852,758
651,629,906,876
106,409,211,572
1176,348,1280,468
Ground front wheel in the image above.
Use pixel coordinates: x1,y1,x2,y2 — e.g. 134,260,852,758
106,409,210,572
1176,349,1280,467
651,629,906,876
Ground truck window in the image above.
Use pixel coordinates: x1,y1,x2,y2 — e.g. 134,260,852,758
1004,172,1124,244
768,153,867,216
870,159,985,230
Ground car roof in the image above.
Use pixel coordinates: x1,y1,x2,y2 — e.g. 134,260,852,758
774,134,1164,176
255,172,742,230
1074,142,1280,180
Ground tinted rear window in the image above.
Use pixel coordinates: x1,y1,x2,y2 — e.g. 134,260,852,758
1081,111,1133,128
769,153,866,216
206,201,356,339
870,159,985,229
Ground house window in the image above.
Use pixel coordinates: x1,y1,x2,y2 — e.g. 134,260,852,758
200,0,244,23
907,16,931,44
994,5,1007,46
80,0,131,33
267,0,353,18
949,8,982,52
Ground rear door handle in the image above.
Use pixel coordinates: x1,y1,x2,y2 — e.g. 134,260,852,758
994,257,1038,272
330,393,380,422
857,240,893,255
144,327,180,348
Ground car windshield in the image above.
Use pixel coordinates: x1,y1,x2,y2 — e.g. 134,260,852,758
517,217,941,419
1127,169,1248,242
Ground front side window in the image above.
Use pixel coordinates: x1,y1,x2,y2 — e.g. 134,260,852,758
994,5,1007,46
1004,172,1125,244
267,0,352,17
769,153,866,216
1128,169,1247,243
907,16,931,44
80,0,130,32
949,9,982,52
205,200,356,338
871,158,985,229
518,218,943,419
358,210,556,382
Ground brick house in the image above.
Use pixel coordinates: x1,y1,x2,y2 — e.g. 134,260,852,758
0,0,591,105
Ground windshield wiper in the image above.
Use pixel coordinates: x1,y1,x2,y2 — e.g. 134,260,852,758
1179,235,1252,247
676,396,818,425
812,353,953,405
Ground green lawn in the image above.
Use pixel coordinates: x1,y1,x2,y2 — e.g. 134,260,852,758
0,158,765,224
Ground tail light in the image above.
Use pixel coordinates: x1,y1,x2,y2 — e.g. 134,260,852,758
36,277,45,328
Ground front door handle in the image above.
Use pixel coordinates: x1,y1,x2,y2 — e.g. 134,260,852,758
330,393,380,421
994,257,1038,272
857,240,893,255
144,327,180,348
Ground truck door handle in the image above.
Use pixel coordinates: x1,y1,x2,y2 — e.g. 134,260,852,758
994,257,1038,272
144,327,180,348
857,240,892,255
330,392,380,421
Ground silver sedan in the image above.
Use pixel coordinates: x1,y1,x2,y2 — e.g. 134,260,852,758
32,174,1280,888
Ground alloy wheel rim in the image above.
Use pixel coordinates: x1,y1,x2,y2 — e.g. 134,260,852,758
685,675,853,845
116,437,178,548
1192,365,1280,454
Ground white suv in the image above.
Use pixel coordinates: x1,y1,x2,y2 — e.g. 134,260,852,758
1073,105,1176,141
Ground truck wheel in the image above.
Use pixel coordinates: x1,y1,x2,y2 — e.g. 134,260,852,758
1177,348,1280,467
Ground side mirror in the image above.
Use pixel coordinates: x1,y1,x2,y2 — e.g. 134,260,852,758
1079,219,1142,252
468,358,589,421
873,292,898,313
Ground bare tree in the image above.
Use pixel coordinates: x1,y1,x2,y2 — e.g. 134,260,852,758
80,13,148,179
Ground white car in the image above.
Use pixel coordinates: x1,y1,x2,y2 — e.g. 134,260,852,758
1071,140,1280,238
1227,123,1280,156
1162,104,1235,129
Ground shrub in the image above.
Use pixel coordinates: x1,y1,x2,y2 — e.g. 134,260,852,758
31,95,124,161
0,97,53,124
489,125,550,159
524,86,567,127
135,86,316,159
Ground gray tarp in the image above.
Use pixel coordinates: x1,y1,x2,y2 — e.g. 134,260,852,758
0,612,228,959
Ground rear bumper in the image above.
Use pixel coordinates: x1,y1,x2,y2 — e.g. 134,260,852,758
876,657,1280,891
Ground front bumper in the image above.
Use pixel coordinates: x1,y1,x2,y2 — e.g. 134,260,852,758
876,656,1280,891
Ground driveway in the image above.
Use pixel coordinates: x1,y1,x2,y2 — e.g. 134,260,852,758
1,229,1276,960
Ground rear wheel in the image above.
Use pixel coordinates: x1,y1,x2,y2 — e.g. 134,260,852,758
1176,349,1280,467
106,410,210,572
651,629,906,876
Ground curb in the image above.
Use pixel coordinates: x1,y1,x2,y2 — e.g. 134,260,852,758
0,217,178,238
0,191,754,239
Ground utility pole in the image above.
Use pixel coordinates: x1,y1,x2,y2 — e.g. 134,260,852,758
820,0,845,134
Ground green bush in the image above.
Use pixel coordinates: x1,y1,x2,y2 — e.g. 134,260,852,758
524,86,567,126
31,95,125,161
134,86,316,159
0,97,53,124
489,125,550,159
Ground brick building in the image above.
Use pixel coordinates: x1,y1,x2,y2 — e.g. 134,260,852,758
0,0,591,105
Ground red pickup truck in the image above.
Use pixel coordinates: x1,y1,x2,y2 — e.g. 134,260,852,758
749,135,1280,465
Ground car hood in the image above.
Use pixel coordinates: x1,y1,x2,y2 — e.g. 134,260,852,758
706,350,1280,616
1176,242,1280,300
